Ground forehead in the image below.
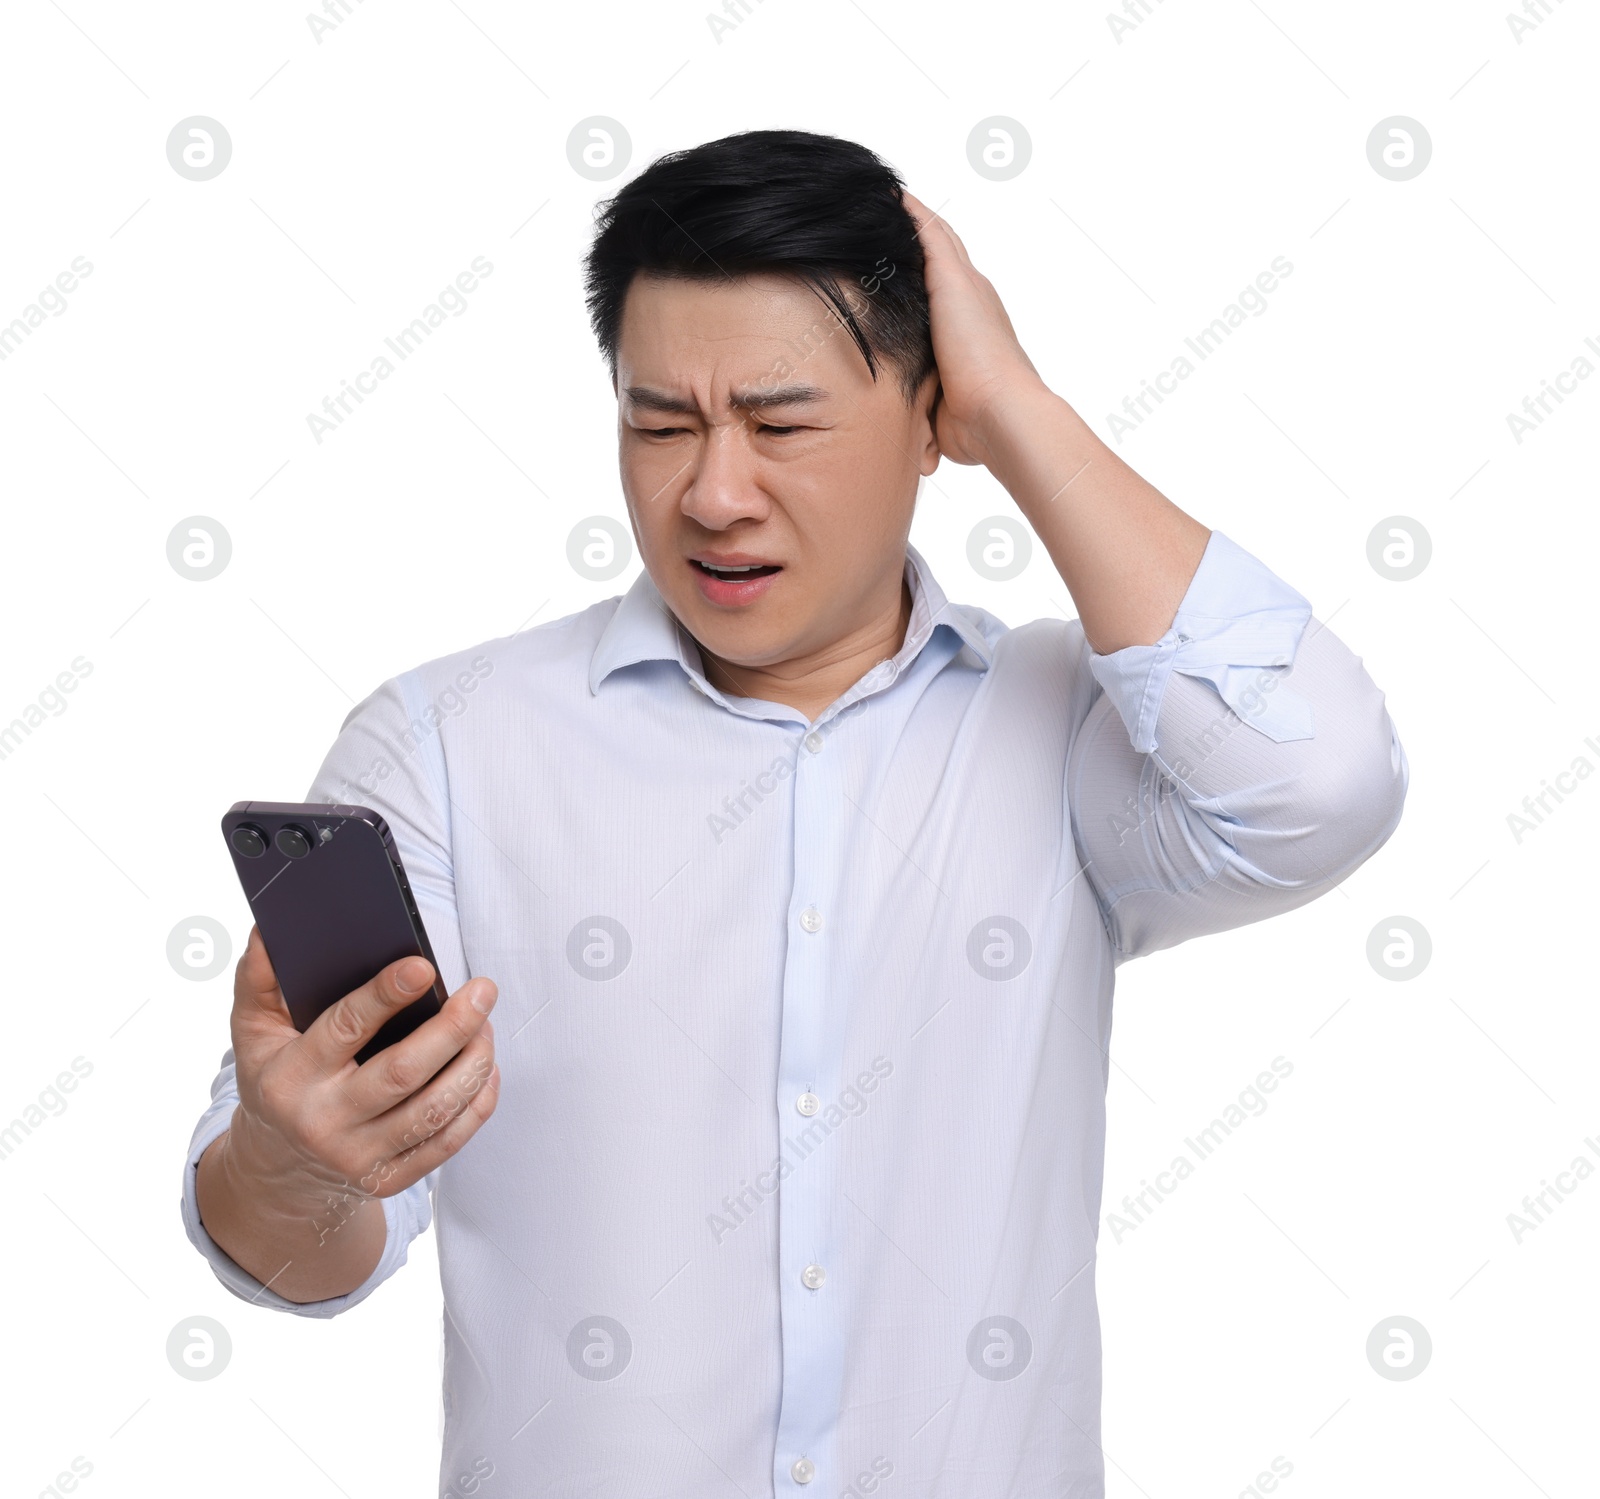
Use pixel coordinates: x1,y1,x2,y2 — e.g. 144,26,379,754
616,270,871,393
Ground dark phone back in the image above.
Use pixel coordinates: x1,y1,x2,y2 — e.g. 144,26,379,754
220,801,446,1065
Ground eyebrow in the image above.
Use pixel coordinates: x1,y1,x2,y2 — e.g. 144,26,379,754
623,382,831,416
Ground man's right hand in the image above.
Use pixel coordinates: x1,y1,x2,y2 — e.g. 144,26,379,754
193,926,499,1302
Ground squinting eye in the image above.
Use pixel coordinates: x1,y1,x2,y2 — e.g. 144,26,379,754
636,423,801,438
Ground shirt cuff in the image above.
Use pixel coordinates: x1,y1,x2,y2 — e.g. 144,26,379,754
1086,530,1316,755
180,1087,431,1319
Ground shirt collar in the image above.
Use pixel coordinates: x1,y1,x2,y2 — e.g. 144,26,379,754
587,542,994,698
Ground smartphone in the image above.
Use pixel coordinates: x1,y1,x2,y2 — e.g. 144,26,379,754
220,801,448,1064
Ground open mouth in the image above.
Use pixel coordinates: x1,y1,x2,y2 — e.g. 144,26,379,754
690,560,782,580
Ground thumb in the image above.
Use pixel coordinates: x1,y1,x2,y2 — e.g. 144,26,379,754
231,926,297,1043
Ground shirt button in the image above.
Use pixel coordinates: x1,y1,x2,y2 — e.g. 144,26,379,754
799,906,822,934
791,1457,815,1484
804,731,823,754
801,1263,826,1290
796,1092,820,1116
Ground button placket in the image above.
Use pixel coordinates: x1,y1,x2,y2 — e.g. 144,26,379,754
772,722,847,1493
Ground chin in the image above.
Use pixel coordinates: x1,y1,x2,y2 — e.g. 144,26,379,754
692,624,785,665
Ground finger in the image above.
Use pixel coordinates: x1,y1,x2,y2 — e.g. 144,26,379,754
904,193,948,248
298,953,439,1074
343,976,497,1122
371,1063,501,1193
374,1032,497,1157
932,215,974,271
902,191,971,268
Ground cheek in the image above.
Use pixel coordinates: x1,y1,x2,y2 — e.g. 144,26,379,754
808,436,915,523
844,411,921,474
626,504,675,577
619,446,680,520
802,428,890,489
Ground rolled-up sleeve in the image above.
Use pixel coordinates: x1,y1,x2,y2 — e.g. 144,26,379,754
179,669,464,1314
1067,529,1408,962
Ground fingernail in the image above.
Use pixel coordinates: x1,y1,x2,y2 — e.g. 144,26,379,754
470,982,495,1014
398,958,430,992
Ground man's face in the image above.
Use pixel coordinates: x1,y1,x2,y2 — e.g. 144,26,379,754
614,271,939,674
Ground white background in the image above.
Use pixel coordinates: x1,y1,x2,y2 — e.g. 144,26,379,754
2,0,1596,1494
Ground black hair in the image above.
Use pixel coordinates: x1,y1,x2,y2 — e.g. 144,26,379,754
583,129,935,405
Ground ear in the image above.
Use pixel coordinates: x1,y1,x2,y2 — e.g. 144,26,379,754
912,370,942,477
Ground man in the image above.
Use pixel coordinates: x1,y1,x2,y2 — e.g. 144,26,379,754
184,129,1407,1496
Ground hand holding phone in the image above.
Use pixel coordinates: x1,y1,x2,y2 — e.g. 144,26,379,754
233,925,499,1197
196,931,500,1301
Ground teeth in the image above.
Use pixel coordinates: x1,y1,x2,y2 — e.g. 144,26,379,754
705,563,762,574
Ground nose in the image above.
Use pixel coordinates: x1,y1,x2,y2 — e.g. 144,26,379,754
678,417,771,532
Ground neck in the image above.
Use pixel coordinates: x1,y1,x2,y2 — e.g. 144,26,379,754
699,575,913,722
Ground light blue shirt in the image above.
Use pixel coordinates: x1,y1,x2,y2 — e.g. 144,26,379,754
182,530,1407,1497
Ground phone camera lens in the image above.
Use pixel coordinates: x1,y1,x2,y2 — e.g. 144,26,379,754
231,823,268,858
275,825,313,859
